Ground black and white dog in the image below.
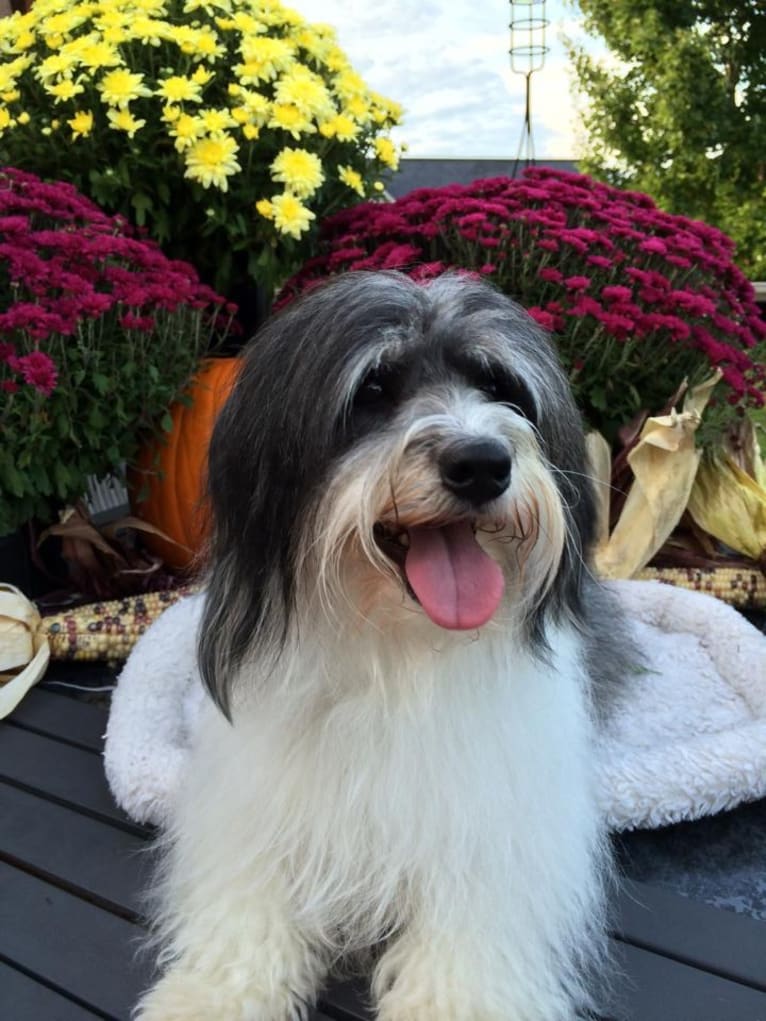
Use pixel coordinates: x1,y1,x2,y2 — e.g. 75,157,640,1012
137,271,629,1020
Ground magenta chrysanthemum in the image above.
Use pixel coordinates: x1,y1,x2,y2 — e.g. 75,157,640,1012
279,167,766,439
0,167,229,536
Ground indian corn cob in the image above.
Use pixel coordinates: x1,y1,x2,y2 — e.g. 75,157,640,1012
33,567,766,665
43,585,201,662
636,566,766,610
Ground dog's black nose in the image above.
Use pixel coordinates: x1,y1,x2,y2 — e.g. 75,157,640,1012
439,438,511,505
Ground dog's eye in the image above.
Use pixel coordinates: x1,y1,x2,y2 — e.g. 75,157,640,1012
353,365,401,411
477,367,536,421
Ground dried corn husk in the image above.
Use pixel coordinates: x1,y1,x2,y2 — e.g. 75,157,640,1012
0,584,199,720
687,447,766,562
588,372,721,579
0,584,51,719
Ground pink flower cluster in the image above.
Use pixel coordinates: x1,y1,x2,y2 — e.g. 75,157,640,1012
0,167,225,399
280,168,766,433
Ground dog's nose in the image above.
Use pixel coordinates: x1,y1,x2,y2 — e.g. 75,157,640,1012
438,438,511,505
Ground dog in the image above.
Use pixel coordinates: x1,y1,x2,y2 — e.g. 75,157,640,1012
136,270,630,1020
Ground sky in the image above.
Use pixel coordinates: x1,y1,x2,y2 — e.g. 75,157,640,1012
294,0,599,159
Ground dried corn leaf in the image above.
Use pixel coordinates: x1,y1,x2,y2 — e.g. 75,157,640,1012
687,453,766,562
589,372,720,579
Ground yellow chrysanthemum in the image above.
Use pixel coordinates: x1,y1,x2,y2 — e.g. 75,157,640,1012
268,103,315,140
37,53,76,81
45,78,85,102
77,40,121,71
235,37,294,84
132,0,172,12
374,136,399,170
16,111,30,125
192,29,225,61
274,65,332,118
38,10,87,38
0,74,18,99
319,113,358,142
68,109,94,139
106,107,146,138
371,93,404,127
128,16,170,46
270,191,315,239
13,30,36,52
192,66,214,86
184,133,241,191
293,25,335,62
99,68,152,108
270,146,324,199
162,103,182,122
169,111,206,151
333,69,367,102
254,197,273,219
156,75,203,103
197,107,237,133
242,123,260,140
344,95,372,124
325,46,349,73
100,24,129,45
185,0,233,14
226,10,264,35
338,164,364,197
236,89,270,125
0,108,14,133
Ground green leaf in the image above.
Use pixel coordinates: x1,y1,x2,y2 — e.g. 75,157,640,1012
2,462,26,499
93,373,110,395
131,192,154,226
53,461,71,498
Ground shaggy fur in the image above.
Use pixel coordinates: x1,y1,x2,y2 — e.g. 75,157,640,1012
135,271,629,1021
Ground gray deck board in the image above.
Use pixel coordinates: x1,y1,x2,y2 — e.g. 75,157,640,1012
7,686,108,753
0,960,102,1020
0,860,152,1019
0,780,149,920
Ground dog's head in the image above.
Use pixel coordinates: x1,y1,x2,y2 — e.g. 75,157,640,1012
200,271,597,715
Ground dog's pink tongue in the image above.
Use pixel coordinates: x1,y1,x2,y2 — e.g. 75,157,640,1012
405,521,505,630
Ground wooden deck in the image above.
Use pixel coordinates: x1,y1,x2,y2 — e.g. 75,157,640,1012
2,677,766,1020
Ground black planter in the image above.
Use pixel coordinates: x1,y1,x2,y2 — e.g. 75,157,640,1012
0,523,64,599
220,281,273,354
0,527,37,596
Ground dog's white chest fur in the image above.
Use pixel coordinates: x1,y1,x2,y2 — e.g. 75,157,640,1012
150,624,605,1020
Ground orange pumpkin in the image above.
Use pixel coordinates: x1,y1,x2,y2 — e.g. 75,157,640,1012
130,357,240,570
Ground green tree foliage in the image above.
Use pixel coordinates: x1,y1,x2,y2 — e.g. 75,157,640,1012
569,1,766,277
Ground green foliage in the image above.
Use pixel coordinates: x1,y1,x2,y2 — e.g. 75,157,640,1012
568,0,766,278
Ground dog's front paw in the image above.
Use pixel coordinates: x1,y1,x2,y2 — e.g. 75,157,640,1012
134,969,310,1021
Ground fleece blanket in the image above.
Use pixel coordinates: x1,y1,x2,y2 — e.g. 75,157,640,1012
104,581,766,832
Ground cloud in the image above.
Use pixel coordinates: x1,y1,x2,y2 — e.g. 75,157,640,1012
292,0,590,158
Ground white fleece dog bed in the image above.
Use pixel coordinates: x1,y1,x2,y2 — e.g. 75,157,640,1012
103,580,766,832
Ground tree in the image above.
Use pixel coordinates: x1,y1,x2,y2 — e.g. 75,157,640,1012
568,1,766,277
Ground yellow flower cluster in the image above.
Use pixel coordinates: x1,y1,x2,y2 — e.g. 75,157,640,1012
0,0,403,291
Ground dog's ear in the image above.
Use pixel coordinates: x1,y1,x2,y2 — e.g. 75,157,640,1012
196,272,426,715
196,303,326,718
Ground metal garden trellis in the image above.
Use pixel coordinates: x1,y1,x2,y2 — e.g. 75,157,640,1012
509,0,549,173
